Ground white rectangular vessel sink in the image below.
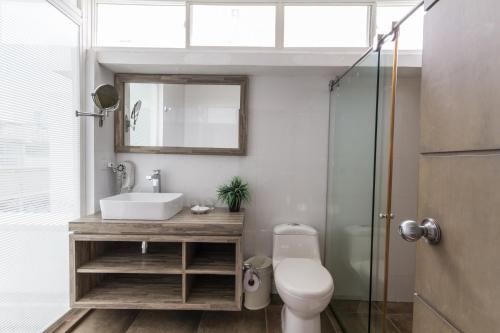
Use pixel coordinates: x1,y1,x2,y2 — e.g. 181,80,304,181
100,193,184,220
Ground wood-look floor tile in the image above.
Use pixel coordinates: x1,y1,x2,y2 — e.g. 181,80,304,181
388,314,413,333
320,312,337,333
70,310,138,333
381,302,413,315
125,311,202,333
331,300,378,314
265,305,282,333
197,309,266,333
338,313,400,333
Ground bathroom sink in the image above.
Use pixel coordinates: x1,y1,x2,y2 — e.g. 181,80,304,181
100,193,184,220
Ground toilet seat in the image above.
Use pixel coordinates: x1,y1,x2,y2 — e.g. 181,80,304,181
274,258,334,299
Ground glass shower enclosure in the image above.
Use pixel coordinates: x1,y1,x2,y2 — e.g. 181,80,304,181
325,45,396,332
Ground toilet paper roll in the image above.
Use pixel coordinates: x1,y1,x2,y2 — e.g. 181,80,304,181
243,270,260,292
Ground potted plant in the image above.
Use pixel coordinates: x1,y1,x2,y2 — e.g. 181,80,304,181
217,176,250,212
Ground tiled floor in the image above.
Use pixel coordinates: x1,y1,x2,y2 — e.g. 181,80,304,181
47,303,337,333
331,300,413,333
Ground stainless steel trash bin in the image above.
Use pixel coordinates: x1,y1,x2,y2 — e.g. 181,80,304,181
243,256,273,310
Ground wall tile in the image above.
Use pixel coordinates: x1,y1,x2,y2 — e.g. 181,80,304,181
416,154,500,332
420,0,500,152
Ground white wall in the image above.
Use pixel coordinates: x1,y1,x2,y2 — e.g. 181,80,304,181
85,50,116,214
117,72,331,257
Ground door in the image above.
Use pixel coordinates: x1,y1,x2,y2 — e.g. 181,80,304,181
405,0,500,331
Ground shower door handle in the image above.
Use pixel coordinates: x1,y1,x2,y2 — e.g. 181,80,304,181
398,218,441,245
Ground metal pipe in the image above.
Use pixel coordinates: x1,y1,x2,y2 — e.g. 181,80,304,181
141,241,148,255
75,110,104,118
329,47,374,90
382,23,400,333
329,0,424,91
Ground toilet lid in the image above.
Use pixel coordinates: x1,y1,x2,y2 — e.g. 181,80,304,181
275,258,333,298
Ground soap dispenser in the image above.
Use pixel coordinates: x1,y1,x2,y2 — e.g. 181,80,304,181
119,161,135,192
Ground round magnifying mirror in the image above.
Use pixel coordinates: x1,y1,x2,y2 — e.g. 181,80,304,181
92,84,119,113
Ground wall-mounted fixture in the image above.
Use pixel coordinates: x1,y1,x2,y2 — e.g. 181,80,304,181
75,84,120,127
107,160,135,193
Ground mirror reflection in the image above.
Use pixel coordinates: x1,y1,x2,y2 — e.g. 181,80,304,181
124,83,241,149
92,84,120,112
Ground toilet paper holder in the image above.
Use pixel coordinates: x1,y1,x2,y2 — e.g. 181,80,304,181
243,262,261,287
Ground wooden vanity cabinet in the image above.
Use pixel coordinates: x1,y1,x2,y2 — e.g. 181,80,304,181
68,209,244,311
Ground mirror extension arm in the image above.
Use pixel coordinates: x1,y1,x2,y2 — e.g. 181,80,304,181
76,84,120,127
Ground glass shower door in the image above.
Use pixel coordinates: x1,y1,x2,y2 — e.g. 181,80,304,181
325,52,381,332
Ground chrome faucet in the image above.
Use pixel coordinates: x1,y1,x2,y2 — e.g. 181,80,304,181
146,169,161,193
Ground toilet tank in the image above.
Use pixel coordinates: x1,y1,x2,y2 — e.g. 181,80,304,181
343,225,372,278
272,223,321,268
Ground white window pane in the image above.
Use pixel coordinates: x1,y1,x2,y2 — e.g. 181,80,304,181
97,4,185,48
190,5,276,47
377,5,424,50
0,0,80,331
284,6,369,48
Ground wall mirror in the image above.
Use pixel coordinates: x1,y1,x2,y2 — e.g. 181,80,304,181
115,74,248,155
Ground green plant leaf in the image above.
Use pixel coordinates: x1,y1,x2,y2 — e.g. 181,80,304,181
216,176,250,207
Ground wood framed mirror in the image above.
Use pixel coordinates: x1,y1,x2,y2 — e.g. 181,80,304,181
115,74,248,155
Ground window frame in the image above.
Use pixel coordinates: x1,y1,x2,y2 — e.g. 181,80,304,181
47,0,86,215
92,0,379,51
91,0,423,51
94,0,186,48
281,2,374,50
188,2,279,49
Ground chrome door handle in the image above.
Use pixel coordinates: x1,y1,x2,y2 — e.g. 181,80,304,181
398,218,441,245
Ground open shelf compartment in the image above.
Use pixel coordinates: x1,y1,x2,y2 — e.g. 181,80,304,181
74,273,182,308
75,240,182,274
184,242,236,275
184,274,236,308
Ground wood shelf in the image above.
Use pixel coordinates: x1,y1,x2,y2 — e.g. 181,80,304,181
75,274,182,309
69,208,245,236
77,251,182,274
186,259,235,275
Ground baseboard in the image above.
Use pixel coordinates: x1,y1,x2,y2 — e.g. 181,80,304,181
43,309,92,333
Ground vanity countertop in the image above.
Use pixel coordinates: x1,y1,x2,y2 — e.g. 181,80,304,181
69,208,244,236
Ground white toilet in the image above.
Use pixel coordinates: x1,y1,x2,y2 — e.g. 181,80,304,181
272,223,334,333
